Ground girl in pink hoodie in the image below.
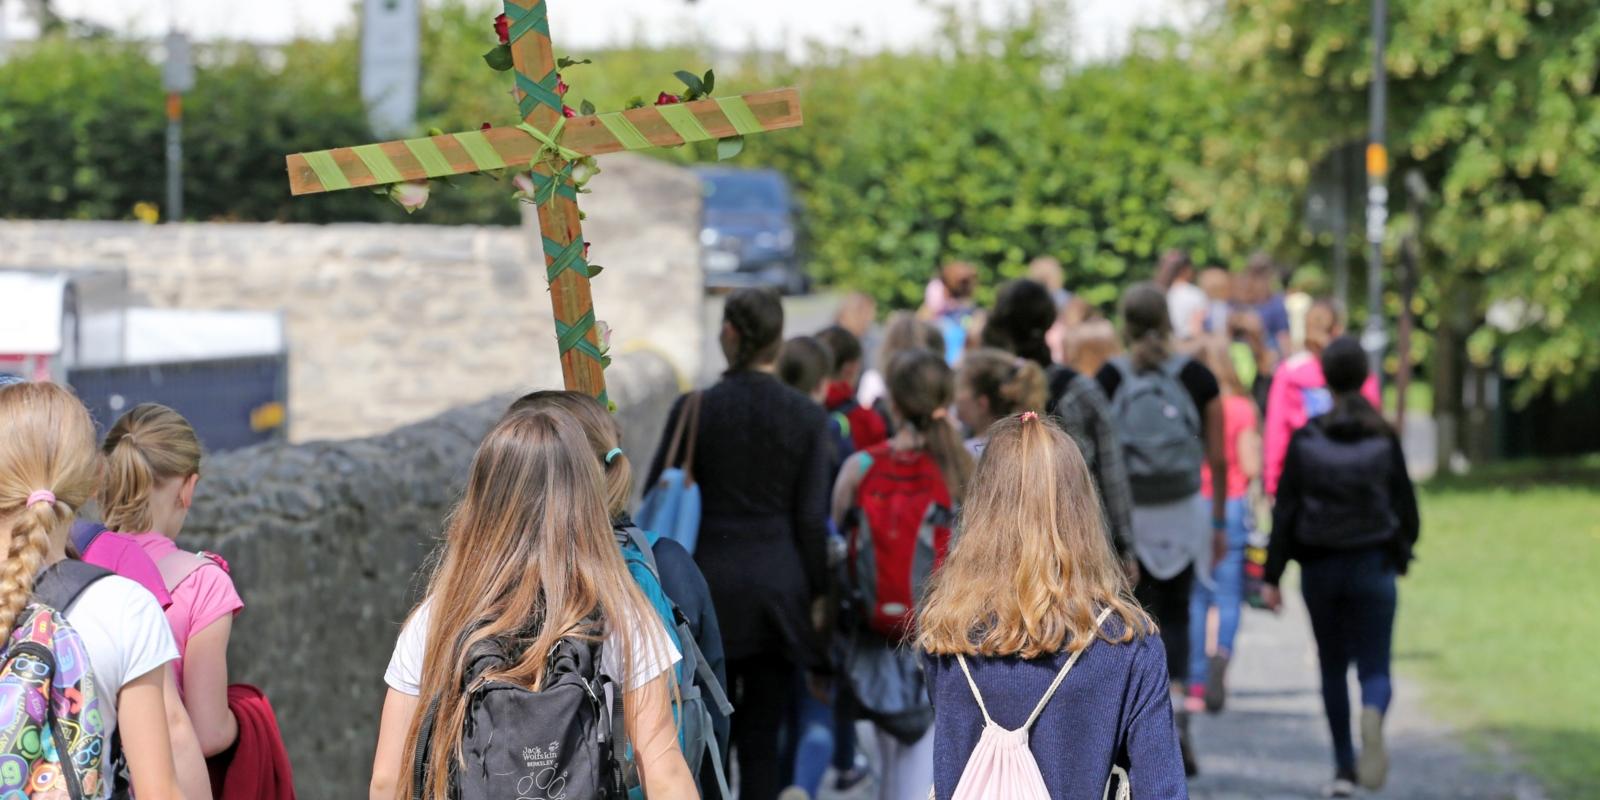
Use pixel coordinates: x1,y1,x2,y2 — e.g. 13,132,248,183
1263,301,1381,495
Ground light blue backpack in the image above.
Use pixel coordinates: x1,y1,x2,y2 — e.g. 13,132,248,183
638,392,703,554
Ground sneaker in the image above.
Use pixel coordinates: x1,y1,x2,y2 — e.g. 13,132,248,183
1323,777,1357,798
1358,706,1389,790
777,787,811,800
1177,711,1199,777
1204,653,1230,713
834,765,870,792
1184,684,1206,715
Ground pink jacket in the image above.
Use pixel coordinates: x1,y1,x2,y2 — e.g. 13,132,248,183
1263,352,1381,495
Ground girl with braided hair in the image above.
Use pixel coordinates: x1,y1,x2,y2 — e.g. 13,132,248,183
0,382,204,800
647,287,834,800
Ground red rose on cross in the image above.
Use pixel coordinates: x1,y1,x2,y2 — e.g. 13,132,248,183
557,75,569,97
494,13,510,44
563,105,577,118
655,92,681,106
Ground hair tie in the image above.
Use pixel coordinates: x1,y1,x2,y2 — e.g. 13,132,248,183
604,447,624,465
1019,411,1039,423
25,490,55,508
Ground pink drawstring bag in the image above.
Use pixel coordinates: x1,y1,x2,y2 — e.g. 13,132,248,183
940,609,1130,800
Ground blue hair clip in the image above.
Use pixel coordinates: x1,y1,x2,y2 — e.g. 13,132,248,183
605,447,624,464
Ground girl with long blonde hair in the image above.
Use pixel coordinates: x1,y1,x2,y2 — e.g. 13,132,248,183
0,383,202,800
368,406,696,800
917,414,1185,799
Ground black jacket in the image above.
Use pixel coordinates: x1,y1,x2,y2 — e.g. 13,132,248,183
1266,414,1420,585
647,370,832,667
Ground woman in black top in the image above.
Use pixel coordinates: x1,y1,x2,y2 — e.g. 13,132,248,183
1263,337,1419,798
648,288,833,800
1094,282,1228,777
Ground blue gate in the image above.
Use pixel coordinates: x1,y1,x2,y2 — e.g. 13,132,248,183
69,355,288,453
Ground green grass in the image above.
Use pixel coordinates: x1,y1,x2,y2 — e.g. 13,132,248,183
1398,458,1600,796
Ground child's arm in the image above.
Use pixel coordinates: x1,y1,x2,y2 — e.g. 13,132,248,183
1238,421,1264,482
1122,640,1189,798
183,615,240,756
1262,364,1293,495
163,666,213,800
118,665,189,800
625,673,698,800
830,452,869,529
369,689,419,800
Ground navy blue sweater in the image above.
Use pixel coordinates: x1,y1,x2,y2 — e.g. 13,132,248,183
924,622,1188,799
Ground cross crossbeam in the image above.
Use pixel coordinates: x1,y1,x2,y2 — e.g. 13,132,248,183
283,0,803,402
285,89,803,196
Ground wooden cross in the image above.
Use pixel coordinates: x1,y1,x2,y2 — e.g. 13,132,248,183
285,0,803,401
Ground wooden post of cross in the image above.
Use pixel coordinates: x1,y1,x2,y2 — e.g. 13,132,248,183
283,0,803,400
503,0,602,398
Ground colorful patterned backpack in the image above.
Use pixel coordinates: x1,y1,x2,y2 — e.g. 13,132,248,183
0,560,111,799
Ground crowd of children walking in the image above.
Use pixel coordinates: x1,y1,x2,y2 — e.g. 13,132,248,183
0,379,293,799
0,248,1419,800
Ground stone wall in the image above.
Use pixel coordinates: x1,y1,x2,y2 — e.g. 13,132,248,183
0,153,702,442
180,351,680,797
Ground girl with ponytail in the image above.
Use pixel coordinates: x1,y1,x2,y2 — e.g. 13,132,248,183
100,403,244,759
916,413,1184,800
0,382,199,800
830,349,976,800
1097,281,1230,776
955,347,1048,456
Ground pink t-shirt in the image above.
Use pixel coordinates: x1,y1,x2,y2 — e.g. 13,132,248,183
81,531,173,609
1201,394,1259,500
125,532,244,689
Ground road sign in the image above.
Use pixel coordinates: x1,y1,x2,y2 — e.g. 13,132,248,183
360,0,421,137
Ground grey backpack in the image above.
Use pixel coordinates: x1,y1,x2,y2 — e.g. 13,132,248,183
1108,356,1203,503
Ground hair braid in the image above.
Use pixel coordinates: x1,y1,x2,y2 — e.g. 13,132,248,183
0,383,100,634
0,503,58,634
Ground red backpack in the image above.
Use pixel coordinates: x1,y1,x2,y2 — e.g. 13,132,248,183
846,444,954,640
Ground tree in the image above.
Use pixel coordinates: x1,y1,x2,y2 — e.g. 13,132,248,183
1185,0,1600,403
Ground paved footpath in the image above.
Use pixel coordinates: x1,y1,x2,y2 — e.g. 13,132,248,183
1187,592,1546,800
816,590,1544,800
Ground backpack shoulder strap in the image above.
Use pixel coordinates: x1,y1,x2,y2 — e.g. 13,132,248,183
1022,608,1115,731
1160,354,1191,379
33,560,115,613
156,551,212,593
620,526,661,580
955,655,996,726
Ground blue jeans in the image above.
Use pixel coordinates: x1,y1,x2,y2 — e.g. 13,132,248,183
1188,496,1249,686
1301,548,1397,774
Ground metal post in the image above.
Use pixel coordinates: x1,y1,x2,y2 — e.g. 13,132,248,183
1363,0,1390,377
161,30,193,224
165,94,183,222
1333,143,1350,310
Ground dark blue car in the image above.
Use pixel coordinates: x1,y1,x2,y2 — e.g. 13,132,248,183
694,167,808,294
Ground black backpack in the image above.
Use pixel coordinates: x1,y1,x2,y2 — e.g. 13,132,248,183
411,630,625,800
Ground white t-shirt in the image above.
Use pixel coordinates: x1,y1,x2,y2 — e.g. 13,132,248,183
63,575,181,798
1167,281,1209,341
384,599,680,697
